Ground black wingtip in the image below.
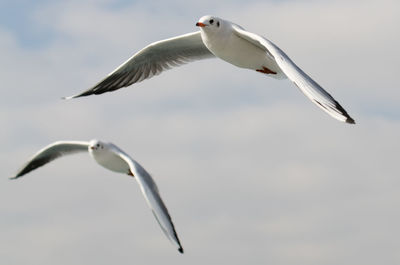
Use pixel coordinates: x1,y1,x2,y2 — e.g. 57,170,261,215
332,100,355,125
9,176,18,180
346,116,356,124
178,247,184,254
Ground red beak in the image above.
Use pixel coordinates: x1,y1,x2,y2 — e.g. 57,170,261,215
196,22,206,27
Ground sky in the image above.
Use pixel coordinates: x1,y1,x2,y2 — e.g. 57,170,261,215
1,0,399,264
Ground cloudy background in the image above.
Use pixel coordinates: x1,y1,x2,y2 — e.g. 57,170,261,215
1,0,399,264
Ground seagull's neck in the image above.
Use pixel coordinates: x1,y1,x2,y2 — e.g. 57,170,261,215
200,26,232,53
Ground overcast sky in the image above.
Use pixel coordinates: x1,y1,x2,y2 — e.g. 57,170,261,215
1,0,399,264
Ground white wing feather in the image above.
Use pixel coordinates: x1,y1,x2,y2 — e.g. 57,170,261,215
66,31,214,99
116,151,183,253
233,25,355,124
11,141,89,179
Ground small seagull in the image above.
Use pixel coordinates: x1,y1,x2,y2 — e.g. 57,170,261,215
11,139,184,254
65,15,355,124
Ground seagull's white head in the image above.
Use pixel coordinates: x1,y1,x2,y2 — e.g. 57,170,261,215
196,15,224,32
89,139,106,151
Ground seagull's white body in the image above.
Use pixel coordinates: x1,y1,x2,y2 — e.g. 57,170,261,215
88,140,130,174
66,15,354,124
199,19,283,77
11,139,184,254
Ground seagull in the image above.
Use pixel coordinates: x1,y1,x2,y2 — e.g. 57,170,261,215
65,15,355,124
11,139,184,254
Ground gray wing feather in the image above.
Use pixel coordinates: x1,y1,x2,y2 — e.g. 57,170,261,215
66,31,214,99
116,152,183,253
11,141,89,179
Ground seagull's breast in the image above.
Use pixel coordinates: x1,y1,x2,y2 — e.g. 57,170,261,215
203,31,280,73
91,149,130,174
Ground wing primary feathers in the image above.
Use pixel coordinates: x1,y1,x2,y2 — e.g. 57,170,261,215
11,156,51,179
65,31,214,99
11,141,88,179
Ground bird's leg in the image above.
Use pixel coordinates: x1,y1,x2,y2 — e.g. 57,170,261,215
256,66,277,75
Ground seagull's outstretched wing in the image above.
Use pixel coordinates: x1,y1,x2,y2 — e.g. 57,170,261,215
116,151,183,254
11,141,89,179
65,31,214,99
232,25,355,124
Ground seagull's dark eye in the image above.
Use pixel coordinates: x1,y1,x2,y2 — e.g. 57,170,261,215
209,19,214,24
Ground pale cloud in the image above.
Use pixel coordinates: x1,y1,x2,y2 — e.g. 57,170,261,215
1,0,400,265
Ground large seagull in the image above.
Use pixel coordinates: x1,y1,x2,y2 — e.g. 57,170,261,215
66,15,355,124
